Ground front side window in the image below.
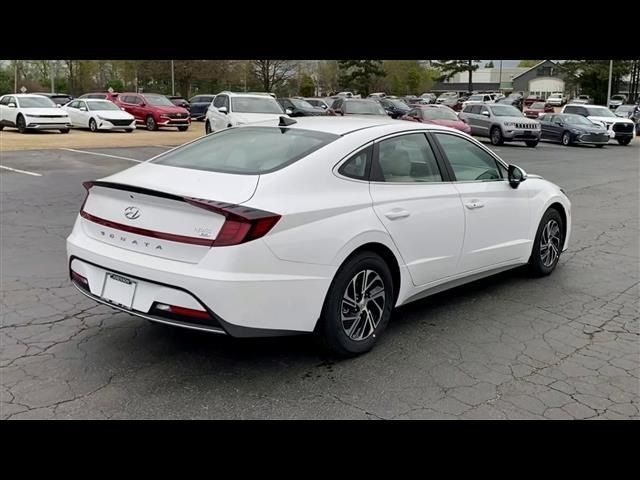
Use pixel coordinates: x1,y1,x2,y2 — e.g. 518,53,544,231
376,133,442,183
152,126,338,175
0,96,9,106
434,133,503,182
490,105,523,117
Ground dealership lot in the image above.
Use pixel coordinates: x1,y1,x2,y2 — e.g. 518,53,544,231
1,139,638,419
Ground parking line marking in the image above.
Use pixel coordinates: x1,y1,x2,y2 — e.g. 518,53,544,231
0,165,42,176
152,145,175,149
60,148,143,163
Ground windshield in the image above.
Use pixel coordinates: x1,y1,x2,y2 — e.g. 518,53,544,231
290,98,315,109
611,95,625,100
231,97,283,114
344,100,387,115
18,96,56,108
550,94,562,98
563,115,594,125
152,127,338,174
144,94,175,106
468,95,484,102
530,102,546,109
87,100,120,111
387,99,408,108
585,106,616,117
490,105,523,117
422,108,458,121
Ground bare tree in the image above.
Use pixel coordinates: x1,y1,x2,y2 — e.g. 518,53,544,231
252,60,297,92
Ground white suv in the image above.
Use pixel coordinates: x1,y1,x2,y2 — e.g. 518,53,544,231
0,93,72,133
205,92,286,134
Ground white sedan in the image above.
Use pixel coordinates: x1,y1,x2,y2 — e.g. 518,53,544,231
64,99,136,132
67,116,571,356
0,94,72,133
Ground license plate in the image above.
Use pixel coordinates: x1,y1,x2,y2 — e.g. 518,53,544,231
102,273,137,309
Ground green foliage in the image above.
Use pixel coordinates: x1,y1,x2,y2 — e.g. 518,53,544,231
106,79,124,91
379,61,435,95
0,67,12,95
432,60,480,82
485,61,494,68
562,60,633,105
338,60,384,96
299,74,316,97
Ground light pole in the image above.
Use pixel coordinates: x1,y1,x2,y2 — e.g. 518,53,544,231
171,60,175,96
14,61,18,93
50,60,55,93
606,60,613,108
499,60,503,92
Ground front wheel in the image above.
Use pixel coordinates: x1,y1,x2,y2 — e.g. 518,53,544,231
617,137,631,146
529,208,565,277
205,120,212,134
316,251,394,357
59,128,70,134
125,128,134,133
595,143,604,148
17,114,27,134
146,116,158,131
89,118,98,132
490,126,504,146
525,139,539,148
177,125,189,132
561,131,572,146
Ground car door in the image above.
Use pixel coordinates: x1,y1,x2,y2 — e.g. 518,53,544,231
210,94,229,130
0,95,10,125
460,105,478,134
119,95,138,122
64,100,80,125
539,114,555,140
2,96,19,125
475,104,493,137
77,100,92,127
432,131,532,273
369,132,465,286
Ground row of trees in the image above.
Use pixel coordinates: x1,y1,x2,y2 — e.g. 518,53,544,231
0,60,439,98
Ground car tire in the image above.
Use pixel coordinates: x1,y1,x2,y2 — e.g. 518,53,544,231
89,118,98,132
146,115,158,131
125,128,134,133
490,126,504,146
561,131,572,146
316,251,394,357
525,139,539,148
17,114,27,134
205,120,212,134
617,137,631,146
177,125,189,132
59,128,70,134
0,124,4,131
529,208,565,277
595,144,604,148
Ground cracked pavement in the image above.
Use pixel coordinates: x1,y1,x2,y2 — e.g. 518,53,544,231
1,141,638,419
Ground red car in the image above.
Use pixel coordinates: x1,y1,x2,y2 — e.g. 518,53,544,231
524,101,555,118
115,92,190,131
524,95,543,107
400,104,471,134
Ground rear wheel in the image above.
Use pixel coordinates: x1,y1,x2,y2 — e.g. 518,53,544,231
561,131,572,146
617,137,631,146
177,125,189,132
316,251,394,357
125,128,134,133
525,139,539,148
17,114,27,134
529,208,564,277
595,143,604,148
89,118,98,132
490,126,504,146
59,128,70,134
146,115,158,131
0,124,4,131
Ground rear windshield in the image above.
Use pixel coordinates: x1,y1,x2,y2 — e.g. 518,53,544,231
152,126,338,175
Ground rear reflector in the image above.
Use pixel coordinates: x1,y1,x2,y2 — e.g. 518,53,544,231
71,270,89,291
152,303,212,320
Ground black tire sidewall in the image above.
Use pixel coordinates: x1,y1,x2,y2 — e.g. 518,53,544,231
562,132,571,145
89,118,97,132
146,116,156,131
17,115,26,133
490,127,503,145
319,252,394,357
529,208,564,276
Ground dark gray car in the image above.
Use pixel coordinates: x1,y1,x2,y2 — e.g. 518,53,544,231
459,103,541,147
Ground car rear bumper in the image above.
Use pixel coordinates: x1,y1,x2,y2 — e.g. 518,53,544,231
66,221,333,336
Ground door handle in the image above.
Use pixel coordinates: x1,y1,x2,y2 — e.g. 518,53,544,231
385,209,411,220
465,200,484,209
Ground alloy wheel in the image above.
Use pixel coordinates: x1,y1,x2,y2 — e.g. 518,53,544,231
341,269,385,341
540,219,561,267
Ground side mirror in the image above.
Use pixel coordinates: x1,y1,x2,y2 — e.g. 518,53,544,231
121,107,126,111
57,104,62,108
139,102,146,107
481,110,490,117
7,102,16,108
508,164,527,189
218,106,228,114
285,109,293,115
79,106,87,112
555,120,563,126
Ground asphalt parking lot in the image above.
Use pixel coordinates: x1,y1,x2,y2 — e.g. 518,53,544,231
1,138,638,419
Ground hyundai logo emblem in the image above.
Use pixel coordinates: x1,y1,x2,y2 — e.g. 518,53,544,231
124,206,141,220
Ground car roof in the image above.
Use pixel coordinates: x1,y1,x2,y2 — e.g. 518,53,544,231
8,94,53,98
240,115,461,137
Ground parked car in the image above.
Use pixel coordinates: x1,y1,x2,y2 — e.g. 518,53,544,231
403,96,425,105
569,95,592,105
524,95,542,107
614,104,640,133
115,92,190,131
368,92,386,99
436,92,458,105
497,93,524,110
67,116,571,356
79,92,120,102
539,113,609,147
459,103,541,147
0,93,71,133
561,104,635,145
524,101,555,119
462,93,493,108
336,91,354,98
278,97,327,117
400,104,471,134
377,97,410,118
608,94,627,110
205,91,285,134
305,98,331,110
188,94,216,121
546,93,567,107
63,98,136,132
167,95,190,110
420,93,437,104
328,98,389,117
31,92,74,106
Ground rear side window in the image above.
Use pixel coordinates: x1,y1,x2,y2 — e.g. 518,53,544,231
375,133,442,183
338,146,372,180
152,127,339,175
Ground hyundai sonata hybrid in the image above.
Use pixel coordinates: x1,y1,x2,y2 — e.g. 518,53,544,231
67,116,571,356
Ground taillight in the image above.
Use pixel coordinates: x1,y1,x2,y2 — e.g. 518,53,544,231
80,180,95,211
185,198,281,247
